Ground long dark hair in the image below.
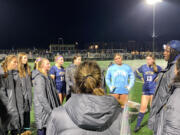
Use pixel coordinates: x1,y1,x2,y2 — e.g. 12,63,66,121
168,47,180,64
174,57,180,83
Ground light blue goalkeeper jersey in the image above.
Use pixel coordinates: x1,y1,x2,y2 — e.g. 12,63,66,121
105,64,135,94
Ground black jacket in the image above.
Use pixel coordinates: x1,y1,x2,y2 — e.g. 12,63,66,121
32,70,60,129
20,73,32,112
158,82,180,135
0,70,24,131
152,82,180,135
148,61,176,134
46,94,127,135
0,97,11,134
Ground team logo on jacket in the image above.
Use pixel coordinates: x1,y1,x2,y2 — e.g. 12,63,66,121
114,70,127,77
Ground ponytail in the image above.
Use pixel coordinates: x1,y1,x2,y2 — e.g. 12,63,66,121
75,61,104,96
37,58,48,76
173,57,180,83
152,62,158,73
93,88,105,96
174,71,180,83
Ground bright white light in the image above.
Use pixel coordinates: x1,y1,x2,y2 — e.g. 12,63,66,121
146,0,162,5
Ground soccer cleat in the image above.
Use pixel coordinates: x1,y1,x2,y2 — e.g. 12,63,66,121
134,126,140,132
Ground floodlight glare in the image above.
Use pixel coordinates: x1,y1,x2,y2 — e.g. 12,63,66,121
146,0,162,5
145,0,162,53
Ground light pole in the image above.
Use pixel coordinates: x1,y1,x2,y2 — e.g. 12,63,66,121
58,37,64,45
95,45,99,53
146,0,162,53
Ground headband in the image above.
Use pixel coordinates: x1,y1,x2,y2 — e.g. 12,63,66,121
56,56,63,61
35,58,42,63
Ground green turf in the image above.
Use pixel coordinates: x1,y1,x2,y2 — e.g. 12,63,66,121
29,60,165,135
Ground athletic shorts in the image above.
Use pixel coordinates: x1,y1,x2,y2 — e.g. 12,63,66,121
56,86,66,94
142,91,154,95
109,88,129,95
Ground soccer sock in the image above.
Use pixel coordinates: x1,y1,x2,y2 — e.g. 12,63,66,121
136,112,145,128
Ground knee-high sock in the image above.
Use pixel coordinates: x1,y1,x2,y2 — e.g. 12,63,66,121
136,112,145,128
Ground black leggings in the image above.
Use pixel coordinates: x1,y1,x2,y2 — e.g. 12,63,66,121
23,111,30,130
66,93,71,101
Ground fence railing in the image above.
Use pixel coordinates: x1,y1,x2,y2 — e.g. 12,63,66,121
0,49,164,62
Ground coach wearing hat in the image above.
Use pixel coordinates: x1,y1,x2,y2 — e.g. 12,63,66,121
148,40,180,135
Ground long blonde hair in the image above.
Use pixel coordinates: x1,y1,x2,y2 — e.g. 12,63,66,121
37,58,48,76
18,52,31,78
1,55,17,78
34,57,42,70
75,61,104,96
146,54,158,73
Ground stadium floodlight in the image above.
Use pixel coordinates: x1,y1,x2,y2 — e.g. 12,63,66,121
146,0,162,5
145,0,162,53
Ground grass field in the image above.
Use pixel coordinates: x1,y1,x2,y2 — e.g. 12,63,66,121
29,59,167,135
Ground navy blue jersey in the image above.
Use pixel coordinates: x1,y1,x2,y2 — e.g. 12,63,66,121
49,65,66,93
135,64,162,94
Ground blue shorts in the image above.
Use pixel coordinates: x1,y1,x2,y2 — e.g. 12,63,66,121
109,90,129,95
142,91,154,95
110,88,129,95
56,86,66,94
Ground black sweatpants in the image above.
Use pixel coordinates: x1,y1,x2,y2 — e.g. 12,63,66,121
23,111,30,130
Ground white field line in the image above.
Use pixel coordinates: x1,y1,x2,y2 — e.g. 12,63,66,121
135,80,144,84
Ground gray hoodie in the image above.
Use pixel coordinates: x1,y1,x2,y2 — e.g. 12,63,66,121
46,94,125,135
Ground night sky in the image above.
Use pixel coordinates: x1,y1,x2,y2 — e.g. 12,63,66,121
0,0,180,49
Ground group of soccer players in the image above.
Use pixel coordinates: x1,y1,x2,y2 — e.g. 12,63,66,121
105,53,162,133
1,40,180,135
0,52,163,135
0,53,82,135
